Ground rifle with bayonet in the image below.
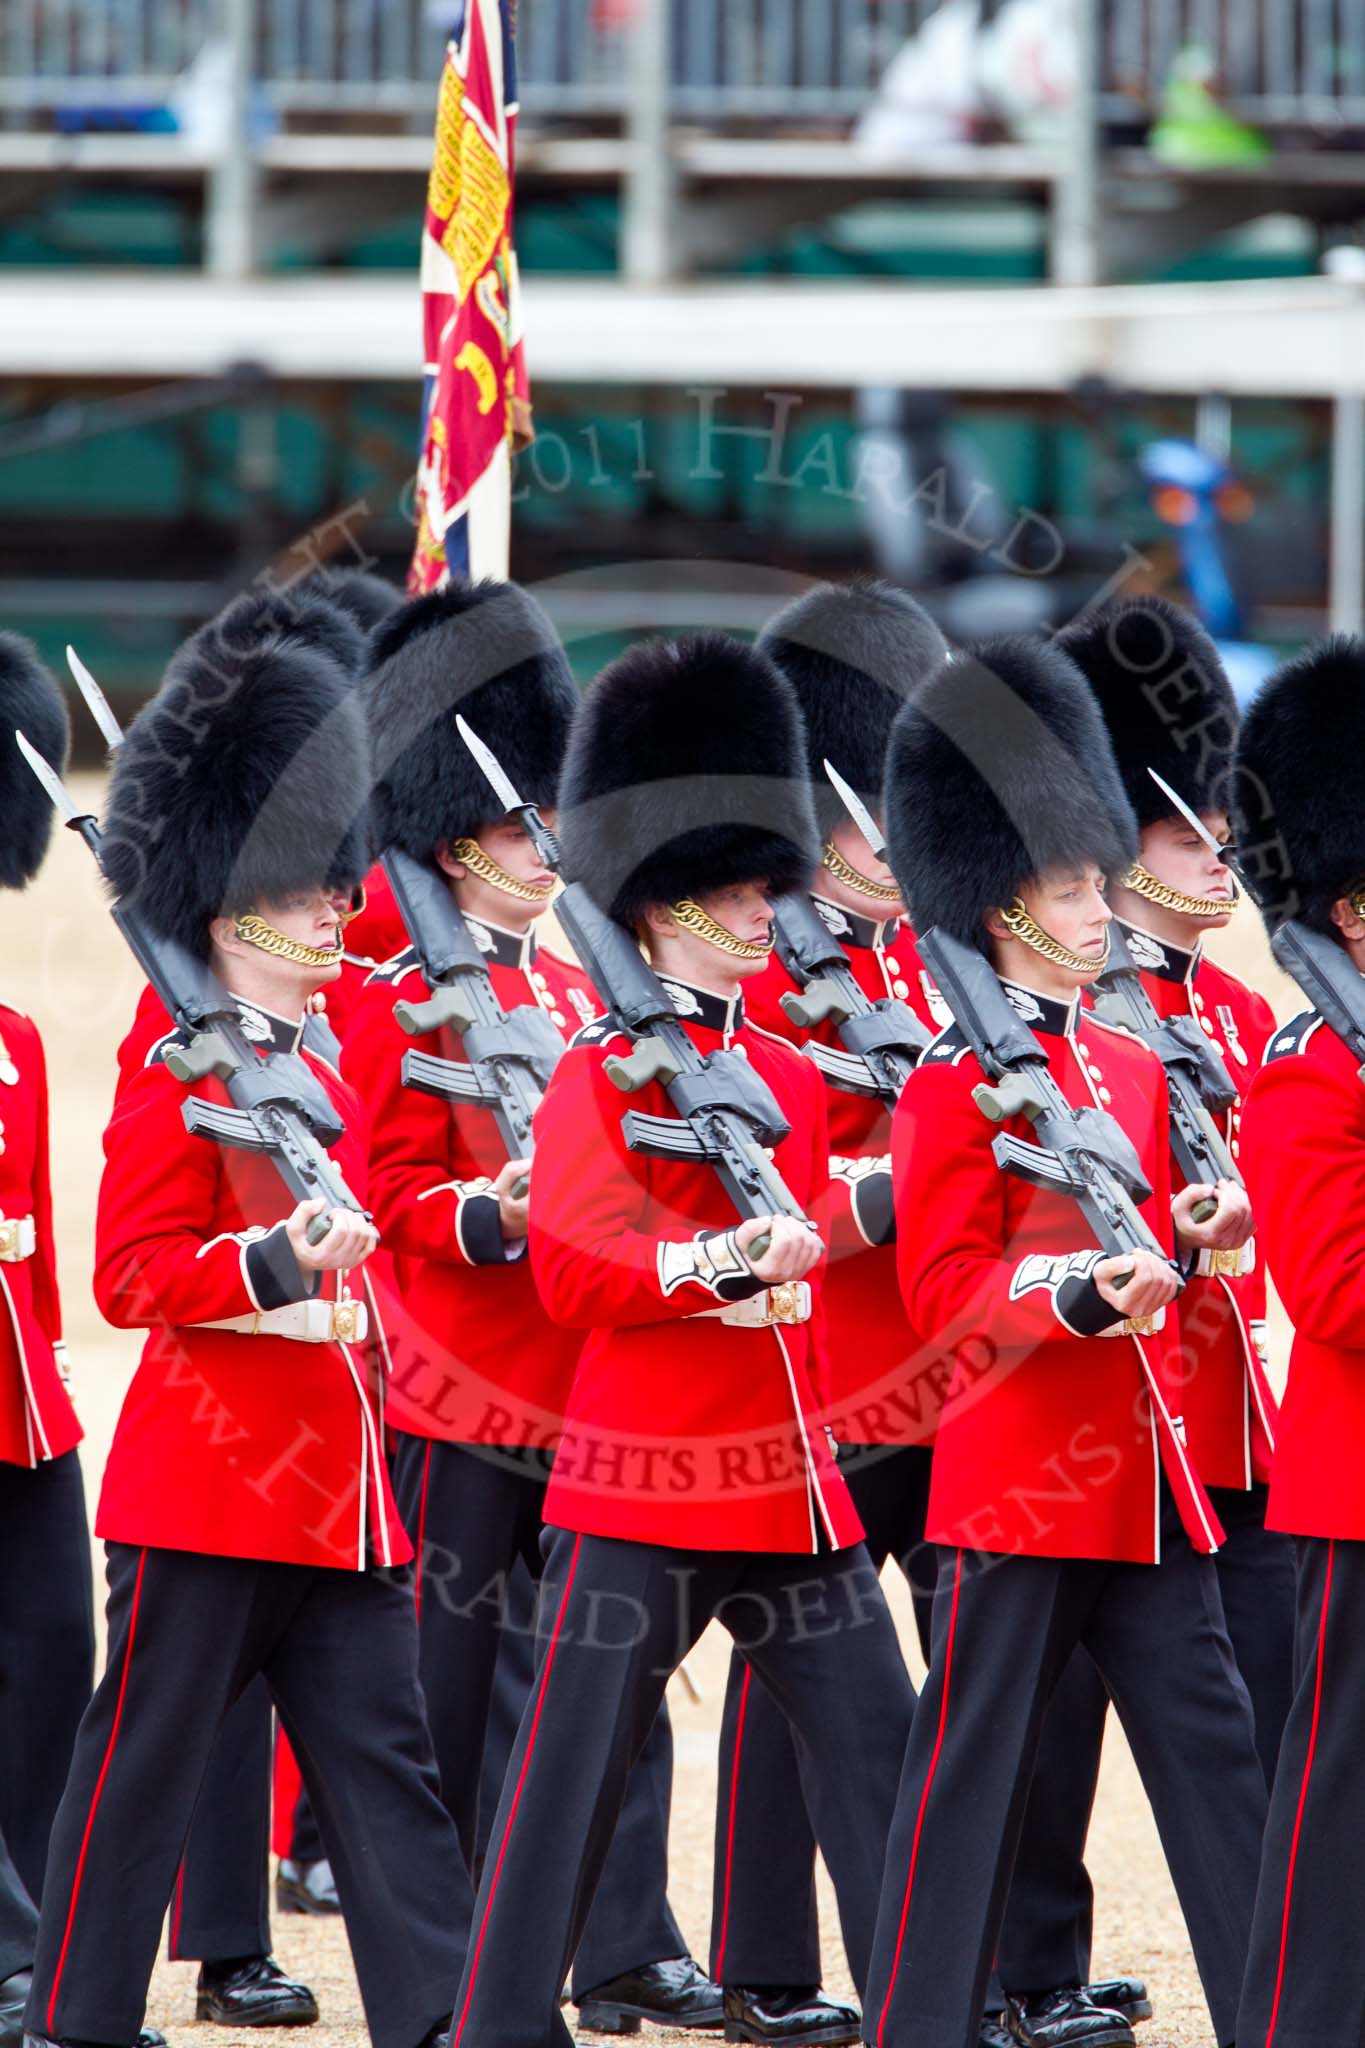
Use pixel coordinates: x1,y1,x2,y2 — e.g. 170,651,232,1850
16,682,366,1246
917,925,1177,1288
379,844,565,1198
823,755,1172,1288
454,716,812,1256
1089,922,1238,1221
1271,919,1365,1081
769,882,928,1106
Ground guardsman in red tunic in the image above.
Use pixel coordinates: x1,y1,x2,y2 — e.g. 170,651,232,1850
0,642,93,2048
1230,639,1365,2048
447,633,916,2048
862,636,1267,2048
23,625,470,2048
987,599,1291,2042
344,579,713,2034
706,582,946,2042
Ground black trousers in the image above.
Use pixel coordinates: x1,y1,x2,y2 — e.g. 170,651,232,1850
392,1434,687,1994
865,1488,1268,2048
449,1528,915,2048
167,1680,273,1963
0,1451,94,1904
997,1478,1297,1997
1238,1533,1365,2048
476,1555,687,1996
0,1826,37,1982
709,1445,934,1988
27,1543,471,2048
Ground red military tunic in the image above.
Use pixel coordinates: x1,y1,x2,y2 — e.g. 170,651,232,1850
0,1003,80,1469
746,897,945,1443
94,1004,409,1572
326,862,412,1042
530,977,864,1555
342,920,601,1446
1241,1001,1365,1541
1088,918,1277,1491
894,978,1222,1564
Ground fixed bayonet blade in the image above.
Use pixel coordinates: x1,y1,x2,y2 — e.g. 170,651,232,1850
15,729,92,826
457,713,526,815
66,645,125,752
823,758,888,861
1147,768,1226,861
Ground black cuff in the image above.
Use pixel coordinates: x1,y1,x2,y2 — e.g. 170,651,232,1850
852,1170,896,1248
702,1228,766,1303
459,1191,512,1266
1055,1271,1126,1337
245,1227,319,1311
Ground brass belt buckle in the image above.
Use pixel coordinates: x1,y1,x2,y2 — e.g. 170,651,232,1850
0,1219,18,1262
1120,1313,1157,1338
331,1297,361,1344
1208,1247,1242,1279
766,1282,803,1326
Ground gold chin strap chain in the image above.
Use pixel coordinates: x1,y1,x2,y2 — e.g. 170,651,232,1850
671,898,774,961
450,837,554,904
821,839,902,906
1124,863,1240,920
337,884,367,927
998,898,1110,977
234,914,343,969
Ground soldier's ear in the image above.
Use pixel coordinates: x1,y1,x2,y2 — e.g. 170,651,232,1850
982,906,1012,943
641,903,678,941
1329,895,1365,944
434,840,466,882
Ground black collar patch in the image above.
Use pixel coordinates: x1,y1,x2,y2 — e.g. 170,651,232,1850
999,979,1077,1038
1116,917,1199,985
809,894,898,953
657,978,744,1035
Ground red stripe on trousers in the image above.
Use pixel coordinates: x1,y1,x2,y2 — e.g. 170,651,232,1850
712,1661,754,1978
170,1859,185,1958
875,1547,964,2048
1265,1537,1335,2048
413,1440,434,1620
451,1531,583,2048
48,1547,149,2033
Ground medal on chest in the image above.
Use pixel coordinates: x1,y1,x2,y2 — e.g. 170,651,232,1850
1216,1004,1247,1065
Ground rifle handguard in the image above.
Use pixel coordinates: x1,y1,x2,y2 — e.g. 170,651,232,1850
395,986,477,1038
780,979,854,1032
1192,1196,1218,1224
605,1036,683,1094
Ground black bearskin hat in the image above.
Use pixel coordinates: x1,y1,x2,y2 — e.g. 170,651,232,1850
102,629,371,959
0,635,70,889
885,635,1138,948
757,580,947,837
185,583,369,681
1056,595,1237,828
302,568,402,638
1233,636,1365,936
557,633,820,927
363,579,578,860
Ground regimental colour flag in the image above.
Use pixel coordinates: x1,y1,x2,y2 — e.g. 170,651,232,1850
409,0,530,593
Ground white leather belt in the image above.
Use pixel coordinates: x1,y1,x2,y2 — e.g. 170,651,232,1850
196,1297,368,1344
0,1215,35,1263
693,1282,812,1328
1196,1241,1255,1280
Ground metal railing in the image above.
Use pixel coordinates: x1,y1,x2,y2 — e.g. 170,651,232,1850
1,0,1363,128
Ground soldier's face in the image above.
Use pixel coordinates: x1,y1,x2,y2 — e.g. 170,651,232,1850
1139,810,1237,928
258,889,346,983
1020,864,1112,979
690,882,776,982
823,817,905,919
441,813,557,931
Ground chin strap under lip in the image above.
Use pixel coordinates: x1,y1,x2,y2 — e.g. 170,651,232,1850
821,838,902,906
450,836,555,904
997,899,1110,978
1124,862,1240,921
670,897,774,961
233,913,345,969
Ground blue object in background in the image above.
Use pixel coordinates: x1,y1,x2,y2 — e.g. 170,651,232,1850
1138,437,1277,706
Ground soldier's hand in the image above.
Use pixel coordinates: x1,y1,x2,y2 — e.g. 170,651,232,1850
1172,1180,1254,1254
1094,1247,1180,1318
737,1214,824,1285
493,1158,532,1239
287,1198,379,1273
